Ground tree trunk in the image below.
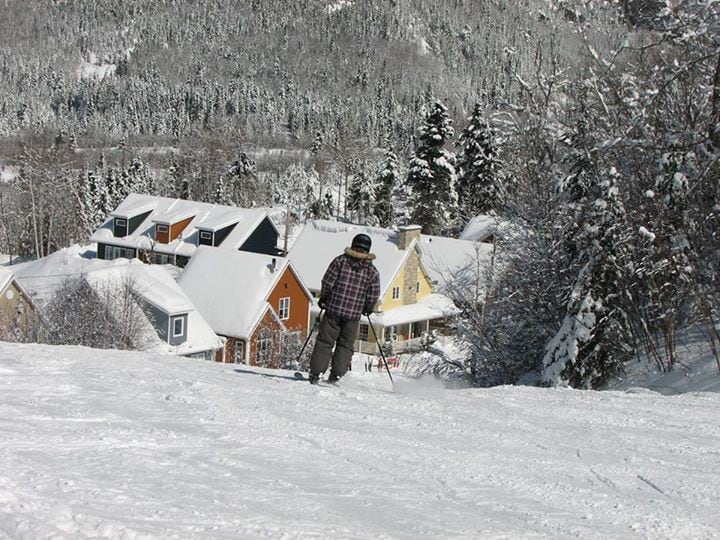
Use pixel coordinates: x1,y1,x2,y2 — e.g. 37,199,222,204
711,52,720,150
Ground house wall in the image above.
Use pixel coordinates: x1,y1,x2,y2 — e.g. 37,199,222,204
266,267,310,335
155,224,170,244
248,310,284,368
140,300,169,342
129,211,152,235
214,223,237,246
170,216,194,242
239,217,279,255
168,314,188,346
0,282,40,340
379,256,433,311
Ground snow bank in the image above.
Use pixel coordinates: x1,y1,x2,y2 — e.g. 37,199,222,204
1,342,719,538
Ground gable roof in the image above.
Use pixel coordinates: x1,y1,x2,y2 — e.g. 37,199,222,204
82,264,223,356
91,193,278,257
0,267,13,292
417,234,494,290
288,220,416,299
178,246,309,339
13,245,222,356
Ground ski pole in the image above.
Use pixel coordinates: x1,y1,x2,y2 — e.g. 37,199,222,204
366,314,395,388
296,309,324,367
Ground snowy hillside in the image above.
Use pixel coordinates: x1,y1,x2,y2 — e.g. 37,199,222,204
1,343,719,538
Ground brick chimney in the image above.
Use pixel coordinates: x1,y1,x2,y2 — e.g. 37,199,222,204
397,225,422,250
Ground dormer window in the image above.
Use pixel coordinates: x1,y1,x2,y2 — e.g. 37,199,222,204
155,223,170,243
199,230,214,246
113,217,128,237
172,316,184,338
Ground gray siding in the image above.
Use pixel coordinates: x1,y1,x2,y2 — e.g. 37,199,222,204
143,302,169,342
129,211,152,235
239,217,280,255
169,314,188,345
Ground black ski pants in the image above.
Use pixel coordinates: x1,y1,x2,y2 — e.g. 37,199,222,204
309,313,359,378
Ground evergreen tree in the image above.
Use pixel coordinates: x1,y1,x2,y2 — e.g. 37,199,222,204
543,167,634,388
228,152,260,207
347,166,377,226
78,165,111,235
374,147,400,227
212,175,233,206
407,101,458,235
456,104,504,218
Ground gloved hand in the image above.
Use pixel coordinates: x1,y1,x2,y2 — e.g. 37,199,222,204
362,308,373,317
318,297,327,309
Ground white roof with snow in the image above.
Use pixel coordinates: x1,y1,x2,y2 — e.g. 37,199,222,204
288,220,413,298
84,264,222,356
418,234,494,291
460,214,498,242
0,267,13,292
178,246,306,339
13,245,125,307
92,194,276,257
14,246,221,356
371,293,460,326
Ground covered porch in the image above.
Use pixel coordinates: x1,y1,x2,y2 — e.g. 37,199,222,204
354,294,459,355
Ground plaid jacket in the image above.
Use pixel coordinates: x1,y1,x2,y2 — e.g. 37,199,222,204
321,248,381,321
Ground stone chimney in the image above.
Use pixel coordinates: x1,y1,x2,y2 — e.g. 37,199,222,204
397,225,422,251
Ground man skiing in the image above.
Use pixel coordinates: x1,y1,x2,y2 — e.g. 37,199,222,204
309,233,381,384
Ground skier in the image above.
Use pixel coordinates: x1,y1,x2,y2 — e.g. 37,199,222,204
309,233,381,384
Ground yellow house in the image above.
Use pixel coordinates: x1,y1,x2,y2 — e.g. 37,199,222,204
0,267,42,342
289,222,462,355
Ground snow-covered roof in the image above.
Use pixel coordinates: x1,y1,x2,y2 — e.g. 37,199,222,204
418,234,494,291
13,245,125,307
0,267,12,292
13,245,221,356
370,293,460,327
84,264,222,356
91,194,276,258
288,220,413,298
178,246,305,339
460,214,498,243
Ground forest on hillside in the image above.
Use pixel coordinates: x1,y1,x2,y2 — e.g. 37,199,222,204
1,0,718,389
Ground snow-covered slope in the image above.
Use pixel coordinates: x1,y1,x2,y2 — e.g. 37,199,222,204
1,342,719,539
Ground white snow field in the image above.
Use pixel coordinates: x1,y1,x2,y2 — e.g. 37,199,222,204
0,342,719,539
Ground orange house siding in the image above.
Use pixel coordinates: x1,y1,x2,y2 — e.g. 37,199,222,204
248,310,284,367
266,267,310,336
170,216,194,241
156,217,194,244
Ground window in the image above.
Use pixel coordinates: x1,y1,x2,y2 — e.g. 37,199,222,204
234,340,245,364
152,253,170,265
199,230,213,246
109,246,135,260
156,224,169,234
358,324,369,342
416,282,420,293
172,316,184,338
392,286,400,300
256,329,273,366
113,218,128,237
279,297,290,320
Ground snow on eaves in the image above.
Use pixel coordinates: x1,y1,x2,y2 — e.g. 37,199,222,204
179,246,293,339
90,193,274,258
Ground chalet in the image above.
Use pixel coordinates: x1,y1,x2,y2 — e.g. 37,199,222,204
289,221,480,354
0,267,42,341
178,246,313,367
85,265,224,359
13,247,222,359
90,194,282,267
